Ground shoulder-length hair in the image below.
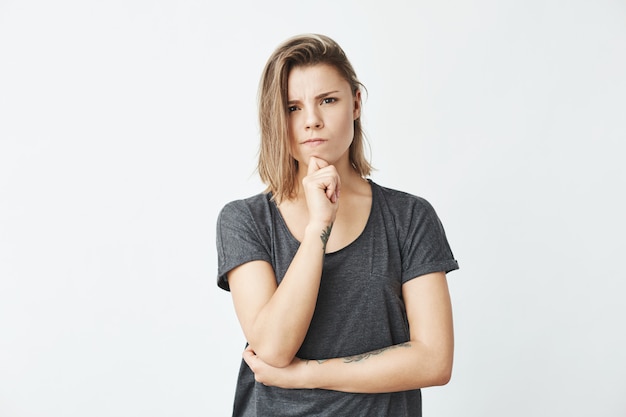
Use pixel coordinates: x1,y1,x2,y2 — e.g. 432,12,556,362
257,33,372,202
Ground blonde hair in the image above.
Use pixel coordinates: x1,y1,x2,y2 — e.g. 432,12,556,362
257,33,372,202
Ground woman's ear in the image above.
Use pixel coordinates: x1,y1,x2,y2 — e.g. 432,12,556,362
353,89,362,120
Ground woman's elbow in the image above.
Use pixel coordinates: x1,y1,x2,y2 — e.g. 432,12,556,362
415,347,453,387
253,345,296,368
433,366,452,386
430,357,453,386
264,355,294,369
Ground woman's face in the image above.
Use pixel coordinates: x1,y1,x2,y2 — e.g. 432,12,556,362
286,64,360,168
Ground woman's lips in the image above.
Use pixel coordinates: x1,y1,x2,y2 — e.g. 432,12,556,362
301,138,326,146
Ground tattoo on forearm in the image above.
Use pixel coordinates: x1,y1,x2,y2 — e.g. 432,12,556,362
320,223,333,252
342,342,412,363
299,343,411,366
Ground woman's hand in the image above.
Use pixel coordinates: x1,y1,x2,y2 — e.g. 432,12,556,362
243,345,310,389
302,156,340,227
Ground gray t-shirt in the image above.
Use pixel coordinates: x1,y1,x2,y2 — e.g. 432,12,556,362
216,180,459,417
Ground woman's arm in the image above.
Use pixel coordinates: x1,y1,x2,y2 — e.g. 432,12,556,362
243,271,454,392
228,157,340,368
228,222,328,368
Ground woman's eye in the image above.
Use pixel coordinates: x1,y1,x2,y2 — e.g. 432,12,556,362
322,98,336,104
287,106,298,113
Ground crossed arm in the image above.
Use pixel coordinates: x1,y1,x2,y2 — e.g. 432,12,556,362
228,248,454,394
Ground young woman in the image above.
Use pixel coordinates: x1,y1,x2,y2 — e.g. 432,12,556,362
216,33,459,417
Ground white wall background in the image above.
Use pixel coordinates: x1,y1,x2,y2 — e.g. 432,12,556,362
1,0,625,416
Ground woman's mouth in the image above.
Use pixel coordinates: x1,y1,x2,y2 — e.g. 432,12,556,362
301,138,326,146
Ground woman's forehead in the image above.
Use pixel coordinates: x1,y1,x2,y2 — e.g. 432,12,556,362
287,64,349,97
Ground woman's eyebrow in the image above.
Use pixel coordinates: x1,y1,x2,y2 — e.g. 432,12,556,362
288,90,340,105
315,90,340,99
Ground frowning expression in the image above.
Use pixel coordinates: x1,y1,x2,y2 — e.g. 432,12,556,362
287,64,361,166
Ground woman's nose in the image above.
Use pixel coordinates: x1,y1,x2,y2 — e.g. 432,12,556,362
304,108,323,130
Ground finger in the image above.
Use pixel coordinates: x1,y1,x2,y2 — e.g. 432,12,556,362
326,175,341,203
307,156,329,175
243,346,255,360
242,347,256,368
325,180,338,203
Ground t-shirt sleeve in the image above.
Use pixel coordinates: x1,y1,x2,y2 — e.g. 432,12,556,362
216,200,272,291
400,197,459,283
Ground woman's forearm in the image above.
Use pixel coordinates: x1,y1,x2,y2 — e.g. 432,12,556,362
245,222,332,367
244,340,452,393
303,341,452,393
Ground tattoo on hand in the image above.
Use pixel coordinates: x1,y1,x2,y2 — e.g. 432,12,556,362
321,223,333,252
343,342,412,363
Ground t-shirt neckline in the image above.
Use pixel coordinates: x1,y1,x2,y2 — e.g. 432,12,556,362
270,179,376,256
